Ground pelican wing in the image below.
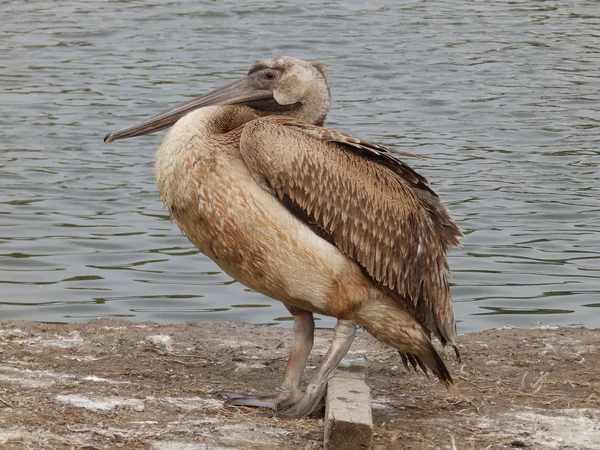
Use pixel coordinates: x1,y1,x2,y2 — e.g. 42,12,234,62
239,117,462,345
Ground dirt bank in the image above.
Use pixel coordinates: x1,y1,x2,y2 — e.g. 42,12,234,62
0,320,598,449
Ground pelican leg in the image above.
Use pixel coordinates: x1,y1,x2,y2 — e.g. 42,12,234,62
219,307,315,409
274,319,357,419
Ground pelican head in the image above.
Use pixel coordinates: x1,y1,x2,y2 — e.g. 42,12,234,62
104,56,331,143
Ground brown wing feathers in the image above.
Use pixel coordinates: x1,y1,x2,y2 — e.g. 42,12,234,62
240,117,462,347
263,116,438,199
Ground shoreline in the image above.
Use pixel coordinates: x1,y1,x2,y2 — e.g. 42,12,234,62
0,319,598,449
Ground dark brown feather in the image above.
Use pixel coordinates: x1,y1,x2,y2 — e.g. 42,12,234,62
398,349,453,388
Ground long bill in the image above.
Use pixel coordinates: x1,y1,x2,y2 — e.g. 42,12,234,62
104,77,272,143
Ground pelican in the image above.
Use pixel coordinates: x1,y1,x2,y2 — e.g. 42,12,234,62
104,56,462,418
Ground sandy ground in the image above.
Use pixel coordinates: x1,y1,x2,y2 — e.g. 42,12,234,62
0,319,598,450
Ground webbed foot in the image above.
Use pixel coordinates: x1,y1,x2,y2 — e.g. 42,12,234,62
216,384,326,418
215,390,303,410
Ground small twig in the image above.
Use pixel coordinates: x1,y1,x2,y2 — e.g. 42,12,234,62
0,397,14,408
166,358,207,366
519,371,529,391
532,372,548,394
450,435,458,450
168,352,207,358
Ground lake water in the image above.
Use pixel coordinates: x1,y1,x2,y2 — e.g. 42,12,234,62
1,1,599,334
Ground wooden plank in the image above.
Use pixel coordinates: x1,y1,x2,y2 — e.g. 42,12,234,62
324,354,373,450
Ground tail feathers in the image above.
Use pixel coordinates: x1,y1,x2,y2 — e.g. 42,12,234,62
399,352,430,377
398,342,454,390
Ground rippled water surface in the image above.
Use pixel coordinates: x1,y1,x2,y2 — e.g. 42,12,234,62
1,1,599,333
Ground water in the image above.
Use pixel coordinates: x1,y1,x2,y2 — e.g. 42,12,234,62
1,1,599,333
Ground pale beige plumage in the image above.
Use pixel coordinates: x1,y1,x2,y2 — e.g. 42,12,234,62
104,56,463,418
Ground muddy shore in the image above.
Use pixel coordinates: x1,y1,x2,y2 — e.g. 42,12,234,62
0,319,598,449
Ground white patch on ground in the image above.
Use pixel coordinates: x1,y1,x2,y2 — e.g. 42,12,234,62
0,372,54,388
82,374,128,384
63,355,99,362
146,334,174,352
165,418,222,428
0,365,74,388
532,322,560,330
64,425,139,439
37,331,84,348
56,394,145,412
12,331,85,348
234,362,267,371
0,328,26,337
210,423,289,445
0,428,88,446
217,339,263,349
157,397,223,411
147,420,286,447
0,430,25,444
372,396,393,410
477,407,600,449
0,364,129,387
509,409,600,449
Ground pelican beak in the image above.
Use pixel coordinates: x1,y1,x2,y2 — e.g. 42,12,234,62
104,77,272,143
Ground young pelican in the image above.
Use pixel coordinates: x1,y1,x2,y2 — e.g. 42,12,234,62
104,56,462,418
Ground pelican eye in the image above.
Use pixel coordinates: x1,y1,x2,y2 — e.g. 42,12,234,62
264,72,275,80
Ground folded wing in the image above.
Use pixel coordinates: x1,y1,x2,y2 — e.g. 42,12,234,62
239,116,462,346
